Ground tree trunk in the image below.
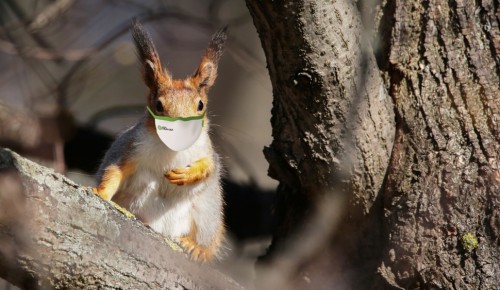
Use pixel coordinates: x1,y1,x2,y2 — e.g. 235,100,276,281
376,0,500,288
0,148,241,290
245,0,396,288
246,0,499,289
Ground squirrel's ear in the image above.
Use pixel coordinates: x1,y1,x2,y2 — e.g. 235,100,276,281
131,20,170,88
193,27,227,90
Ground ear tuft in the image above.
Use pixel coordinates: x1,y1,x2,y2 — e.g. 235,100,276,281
131,20,168,88
206,26,228,63
194,27,228,90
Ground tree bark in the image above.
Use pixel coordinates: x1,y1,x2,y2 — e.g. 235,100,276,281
245,0,395,288
246,0,499,289
0,148,242,290
376,0,500,288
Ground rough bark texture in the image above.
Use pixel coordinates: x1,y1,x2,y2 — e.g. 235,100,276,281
376,0,500,288
246,0,499,289
245,0,395,287
0,148,241,290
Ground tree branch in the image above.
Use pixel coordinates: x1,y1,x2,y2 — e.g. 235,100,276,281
0,148,242,289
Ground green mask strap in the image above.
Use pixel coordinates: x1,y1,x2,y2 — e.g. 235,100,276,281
147,107,205,126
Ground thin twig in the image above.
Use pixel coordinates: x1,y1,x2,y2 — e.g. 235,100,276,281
0,39,95,61
28,0,75,32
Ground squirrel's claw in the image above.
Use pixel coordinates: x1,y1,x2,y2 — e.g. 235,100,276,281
165,168,189,185
165,159,211,186
178,236,214,262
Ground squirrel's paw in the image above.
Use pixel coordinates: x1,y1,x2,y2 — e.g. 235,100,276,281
86,187,136,219
166,160,210,185
91,186,115,201
178,236,214,262
165,167,192,185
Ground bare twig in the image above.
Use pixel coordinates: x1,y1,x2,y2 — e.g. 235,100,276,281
2,0,57,56
0,39,95,61
28,0,75,32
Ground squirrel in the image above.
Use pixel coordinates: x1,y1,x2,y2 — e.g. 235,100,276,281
94,20,227,262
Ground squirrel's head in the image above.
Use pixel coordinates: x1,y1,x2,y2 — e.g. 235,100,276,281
131,20,227,119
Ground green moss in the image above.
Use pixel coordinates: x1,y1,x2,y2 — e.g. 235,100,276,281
165,238,183,253
461,232,479,252
110,201,136,219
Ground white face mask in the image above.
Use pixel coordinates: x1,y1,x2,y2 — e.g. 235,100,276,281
147,107,205,151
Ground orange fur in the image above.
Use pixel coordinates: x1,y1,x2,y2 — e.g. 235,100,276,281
145,113,156,134
95,161,136,200
165,157,214,186
178,221,225,262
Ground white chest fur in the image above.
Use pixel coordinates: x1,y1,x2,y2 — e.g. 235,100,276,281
113,128,217,238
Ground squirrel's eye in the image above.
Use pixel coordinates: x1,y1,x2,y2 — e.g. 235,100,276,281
197,100,204,111
156,100,164,112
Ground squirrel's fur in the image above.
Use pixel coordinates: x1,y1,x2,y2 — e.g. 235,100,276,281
95,20,227,261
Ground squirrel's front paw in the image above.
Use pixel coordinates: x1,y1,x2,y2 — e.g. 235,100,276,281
165,158,212,186
165,167,190,185
165,166,202,185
